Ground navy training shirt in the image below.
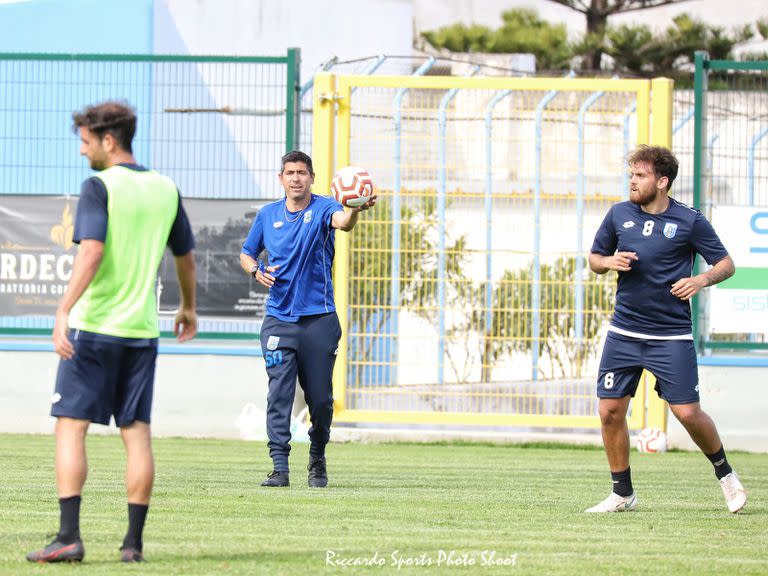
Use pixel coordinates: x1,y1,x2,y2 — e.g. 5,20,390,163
241,194,344,323
73,163,195,256
591,198,729,337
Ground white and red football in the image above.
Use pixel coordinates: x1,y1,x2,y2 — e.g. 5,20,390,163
636,427,668,453
331,165,373,207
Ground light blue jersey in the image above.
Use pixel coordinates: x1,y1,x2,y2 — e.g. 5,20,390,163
242,194,343,322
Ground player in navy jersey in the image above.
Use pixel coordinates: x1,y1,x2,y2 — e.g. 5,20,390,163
240,151,376,488
585,145,747,514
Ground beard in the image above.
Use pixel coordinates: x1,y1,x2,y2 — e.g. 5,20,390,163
630,187,657,206
89,156,107,171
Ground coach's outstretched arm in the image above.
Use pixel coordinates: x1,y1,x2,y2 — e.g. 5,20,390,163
173,250,198,342
331,195,377,232
670,255,735,301
588,250,638,275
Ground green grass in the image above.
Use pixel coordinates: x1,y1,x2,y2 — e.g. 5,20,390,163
0,434,766,575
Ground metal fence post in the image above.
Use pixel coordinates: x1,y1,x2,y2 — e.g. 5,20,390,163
483,89,513,381
285,47,301,153
436,65,479,387
390,57,435,387
576,89,607,351
692,52,709,349
311,73,344,408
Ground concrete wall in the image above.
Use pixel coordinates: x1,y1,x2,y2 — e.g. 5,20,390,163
159,0,413,84
667,364,768,453
1,347,267,439
3,348,765,452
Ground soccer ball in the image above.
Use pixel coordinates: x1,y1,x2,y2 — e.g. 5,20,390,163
636,427,668,453
331,165,373,207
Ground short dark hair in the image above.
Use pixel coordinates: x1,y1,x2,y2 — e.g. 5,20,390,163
628,145,679,191
280,150,313,175
72,101,136,153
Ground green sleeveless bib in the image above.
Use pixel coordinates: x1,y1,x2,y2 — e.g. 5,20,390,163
69,165,179,338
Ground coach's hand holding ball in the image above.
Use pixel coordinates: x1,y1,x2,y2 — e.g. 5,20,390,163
332,165,376,208
350,193,377,212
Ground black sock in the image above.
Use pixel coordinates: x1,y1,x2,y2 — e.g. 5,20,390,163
57,495,81,544
611,467,633,497
122,503,149,552
705,446,733,480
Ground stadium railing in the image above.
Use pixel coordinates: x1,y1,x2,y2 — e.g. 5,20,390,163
312,71,673,431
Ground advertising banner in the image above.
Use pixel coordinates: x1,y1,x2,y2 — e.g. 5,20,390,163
0,196,76,315
709,206,768,334
158,198,270,320
0,195,269,320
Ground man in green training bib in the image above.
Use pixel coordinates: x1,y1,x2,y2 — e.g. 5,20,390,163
26,101,198,564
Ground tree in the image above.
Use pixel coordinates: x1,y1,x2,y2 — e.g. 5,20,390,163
346,192,473,387
603,14,754,80
491,9,573,70
735,18,768,61
420,22,495,54
421,4,761,77
545,0,694,69
603,22,656,74
347,200,616,389
473,256,615,381
420,9,572,71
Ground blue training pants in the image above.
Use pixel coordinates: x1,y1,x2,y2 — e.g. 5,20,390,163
259,312,341,472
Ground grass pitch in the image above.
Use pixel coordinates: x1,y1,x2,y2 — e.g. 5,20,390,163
0,434,765,575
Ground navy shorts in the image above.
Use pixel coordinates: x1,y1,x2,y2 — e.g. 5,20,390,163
51,330,158,426
597,331,699,405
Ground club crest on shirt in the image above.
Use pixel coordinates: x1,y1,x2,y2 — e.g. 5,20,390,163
663,223,678,238
303,210,312,224
273,221,284,228
622,221,635,228
266,336,280,350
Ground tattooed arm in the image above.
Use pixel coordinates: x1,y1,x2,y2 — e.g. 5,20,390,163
670,256,735,301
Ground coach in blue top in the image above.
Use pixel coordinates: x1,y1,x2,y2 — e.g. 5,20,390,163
240,151,376,488
585,145,747,514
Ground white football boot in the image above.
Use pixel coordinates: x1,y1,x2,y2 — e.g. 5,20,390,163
719,472,747,513
585,492,638,513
